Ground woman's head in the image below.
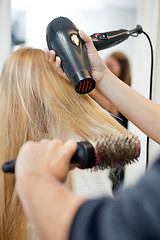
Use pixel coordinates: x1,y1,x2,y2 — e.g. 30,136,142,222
0,48,126,152
0,47,127,239
105,51,131,86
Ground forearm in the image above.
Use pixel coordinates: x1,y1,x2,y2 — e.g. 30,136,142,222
16,174,85,240
89,88,118,116
98,69,160,143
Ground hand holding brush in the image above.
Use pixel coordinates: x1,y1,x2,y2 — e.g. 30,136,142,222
2,132,140,173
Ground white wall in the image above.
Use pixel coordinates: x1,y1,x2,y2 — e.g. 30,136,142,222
10,0,138,74
11,1,137,60
0,0,11,73
125,0,160,187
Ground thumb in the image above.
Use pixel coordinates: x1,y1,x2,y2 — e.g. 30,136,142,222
79,30,97,53
64,140,77,163
79,30,92,43
79,30,98,59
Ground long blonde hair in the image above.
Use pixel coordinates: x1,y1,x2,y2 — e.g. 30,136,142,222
0,47,127,239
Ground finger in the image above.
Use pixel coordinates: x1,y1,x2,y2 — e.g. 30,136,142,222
15,141,36,174
79,30,97,54
55,56,62,68
64,140,77,162
62,72,69,81
51,139,63,145
49,50,56,62
79,30,92,44
79,30,94,47
57,67,67,78
64,139,77,152
40,139,50,144
44,48,50,61
18,140,36,156
55,57,69,81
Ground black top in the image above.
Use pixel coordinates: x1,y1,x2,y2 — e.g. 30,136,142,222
110,112,128,196
70,155,160,240
118,112,128,129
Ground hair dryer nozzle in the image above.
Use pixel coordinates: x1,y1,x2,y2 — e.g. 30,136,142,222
73,71,96,94
75,79,96,94
46,17,95,94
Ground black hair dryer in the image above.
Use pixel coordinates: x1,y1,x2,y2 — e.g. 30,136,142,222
46,17,96,94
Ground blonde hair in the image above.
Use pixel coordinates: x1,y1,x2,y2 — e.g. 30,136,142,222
0,47,127,239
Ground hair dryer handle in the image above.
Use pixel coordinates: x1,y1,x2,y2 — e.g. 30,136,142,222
91,29,130,51
2,159,16,173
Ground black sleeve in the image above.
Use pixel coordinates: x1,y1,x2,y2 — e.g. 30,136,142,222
69,155,160,240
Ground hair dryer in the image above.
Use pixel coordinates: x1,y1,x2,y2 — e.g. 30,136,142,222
91,25,143,51
46,17,96,94
46,17,143,94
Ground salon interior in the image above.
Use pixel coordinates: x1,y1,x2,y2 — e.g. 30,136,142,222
0,0,160,187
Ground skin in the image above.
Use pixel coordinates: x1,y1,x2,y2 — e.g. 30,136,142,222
89,88,119,116
89,55,121,116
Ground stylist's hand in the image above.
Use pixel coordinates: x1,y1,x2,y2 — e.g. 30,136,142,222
45,30,108,86
79,30,108,84
45,49,69,81
15,139,77,183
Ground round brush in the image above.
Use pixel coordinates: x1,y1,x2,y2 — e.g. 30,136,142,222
1,132,140,173
94,133,140,170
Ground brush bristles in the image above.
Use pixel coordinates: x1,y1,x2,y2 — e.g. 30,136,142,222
94,133,141,169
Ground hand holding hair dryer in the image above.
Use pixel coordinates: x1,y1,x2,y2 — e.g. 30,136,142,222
46,16,143,94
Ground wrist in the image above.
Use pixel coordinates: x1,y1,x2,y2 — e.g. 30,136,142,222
96,67,112,89
16,173,53,196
